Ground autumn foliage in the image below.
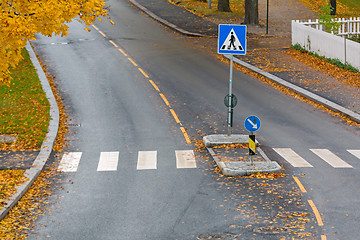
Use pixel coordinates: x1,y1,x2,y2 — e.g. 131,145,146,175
0,0,109,85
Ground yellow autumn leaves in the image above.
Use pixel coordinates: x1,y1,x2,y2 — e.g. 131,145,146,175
0,0,110,85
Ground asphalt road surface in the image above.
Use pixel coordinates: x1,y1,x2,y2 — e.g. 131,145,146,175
30,0,360,239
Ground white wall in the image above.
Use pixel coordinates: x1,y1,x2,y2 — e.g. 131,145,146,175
292,20,360,70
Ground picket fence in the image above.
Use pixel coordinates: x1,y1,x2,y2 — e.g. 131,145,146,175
294,17,360,37
292,17,360,70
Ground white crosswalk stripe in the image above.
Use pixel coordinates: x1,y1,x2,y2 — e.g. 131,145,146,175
137,151,157,170
97,152,119,171
176,150,197,168
58,152,82,172
273,148,313,167
310,149,353,168
348,150,360,160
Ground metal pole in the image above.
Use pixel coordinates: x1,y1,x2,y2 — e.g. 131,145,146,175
227,55,234,136
208,0,211,9
266,0,269,34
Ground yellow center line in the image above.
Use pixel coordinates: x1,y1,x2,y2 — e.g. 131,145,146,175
118,48,128,57
170,109,181,123
149,80,160,92
98,30,107,38
91,24,99,31
308,200,324,226
293,176,307,192
159,93,170,106
109,40,118,48
138,68,149,78
128,58,138,67
180,127,191,144
321,235,327,240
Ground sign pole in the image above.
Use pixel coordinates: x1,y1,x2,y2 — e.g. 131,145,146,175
227,54,234,136
266,0,269,34
249,132,255,165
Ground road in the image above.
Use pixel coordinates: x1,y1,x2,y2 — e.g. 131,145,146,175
30,0,360,239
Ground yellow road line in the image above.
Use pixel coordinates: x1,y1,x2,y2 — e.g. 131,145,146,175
118,48,128,57
109,40,118,48
149,80,160,91
293,176,307,192
138,68,149,78
308,200,324,226
98,30,107,38
159,93,170,106
128,58,138,67
180,127,191,144
91,24,99,31
321,235,327,240
170,109,181,123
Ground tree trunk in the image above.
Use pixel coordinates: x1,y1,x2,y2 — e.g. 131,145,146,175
244,0,259,25
329,0,336,15
217,0,231,12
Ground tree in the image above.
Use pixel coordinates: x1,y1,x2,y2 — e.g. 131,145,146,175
244,0,258,25
217,0,231,12
329,0,336,15
0,0,110,85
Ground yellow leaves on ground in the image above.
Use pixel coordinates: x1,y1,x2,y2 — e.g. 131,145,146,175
213,143,248,149
287,48,360,89
0,169,57,239
0,0,110,85
0,170,28,209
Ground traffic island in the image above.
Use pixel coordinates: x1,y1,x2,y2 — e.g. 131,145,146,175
203,134,281,176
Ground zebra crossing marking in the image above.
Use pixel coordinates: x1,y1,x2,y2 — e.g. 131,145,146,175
97,152,119,171
273,148,313,167
348,150,360,160
310,149,353,168
175,150,196,169
58,152,82,172
137,151,157,170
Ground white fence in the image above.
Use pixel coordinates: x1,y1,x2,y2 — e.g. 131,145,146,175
295,17,360,37
292,18,360,70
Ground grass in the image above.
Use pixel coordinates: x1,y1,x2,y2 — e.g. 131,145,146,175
0,48,50,151
169,0,244,21
298,0,360,16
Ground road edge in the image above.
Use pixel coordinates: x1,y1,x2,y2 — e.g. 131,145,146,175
128,0,209,37
0,43,59,220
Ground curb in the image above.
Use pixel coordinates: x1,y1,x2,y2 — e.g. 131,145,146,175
0,43,59,220
128,0,209,37
225,55,360,124
203,135,282,176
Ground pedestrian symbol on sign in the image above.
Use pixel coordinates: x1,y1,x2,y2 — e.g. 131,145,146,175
218,25,246,55
220,29,244,51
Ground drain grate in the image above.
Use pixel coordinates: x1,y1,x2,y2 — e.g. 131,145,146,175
68,123,81,127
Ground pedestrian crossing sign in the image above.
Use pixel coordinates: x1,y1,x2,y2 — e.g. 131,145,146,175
218,24,246,55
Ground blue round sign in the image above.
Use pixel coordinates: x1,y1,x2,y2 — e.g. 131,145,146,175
244,116,261,132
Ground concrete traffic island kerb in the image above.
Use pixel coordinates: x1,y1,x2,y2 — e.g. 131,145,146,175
203,134,282,176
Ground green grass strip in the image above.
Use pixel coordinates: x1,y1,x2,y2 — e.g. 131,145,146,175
0,48,50,150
